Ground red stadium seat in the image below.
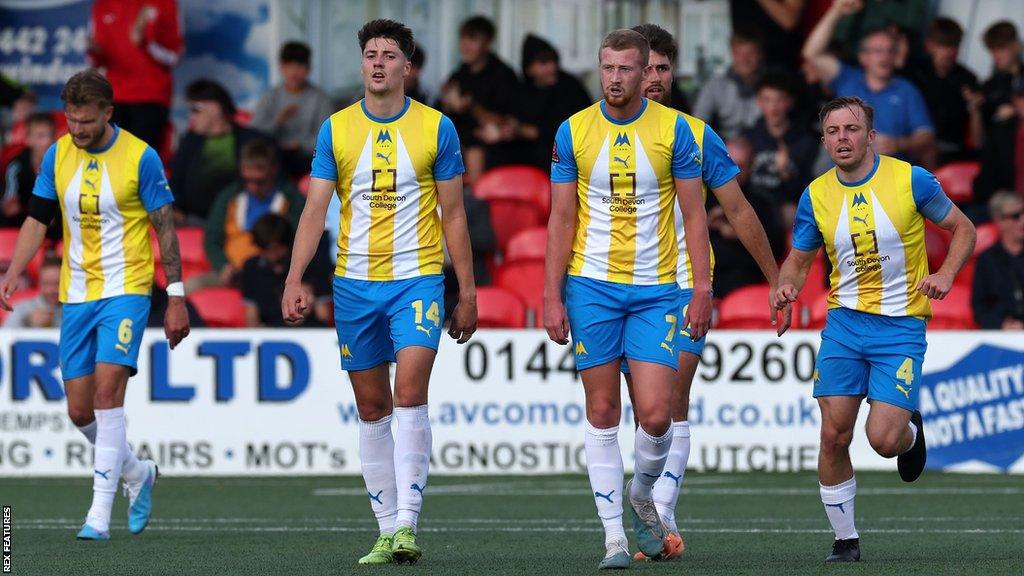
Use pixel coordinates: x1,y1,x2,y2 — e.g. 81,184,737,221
924,222,950,272
0,228,46,284
805,292,830,329
473,166,551,251
188,287,246,327
475,286,526,328
934,161,980,205
495,261,544,327
234,109,253,126
0,143,25,176
298,173,311,196
716,284,776,329
929,288,975,329
973,222,998,256
504,227,547,264
151,227,209,286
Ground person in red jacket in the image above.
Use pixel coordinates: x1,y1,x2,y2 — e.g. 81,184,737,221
87,0,182,150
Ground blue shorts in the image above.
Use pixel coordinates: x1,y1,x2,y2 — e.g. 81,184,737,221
620,288,706,374
565,276,681,371
333,274,445,371
814,307,927,412
60,295,151,380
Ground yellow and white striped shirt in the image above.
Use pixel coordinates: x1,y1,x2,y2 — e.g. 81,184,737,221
33,126,173,303
792,154,954,319
311,97,464,281
551,99,702,285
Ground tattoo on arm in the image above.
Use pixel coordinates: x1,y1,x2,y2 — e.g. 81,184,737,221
149,204,182,284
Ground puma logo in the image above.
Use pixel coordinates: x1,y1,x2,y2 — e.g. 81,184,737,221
416,325,434,337
853,215,868,226
84,179,96,190
411,483,426,495
94,469,111,480
661,342,675,355
594,490,615,503
613,156,629,167
663,471,682,486
376,151,392,163
368,489,384,504
896,384,912,399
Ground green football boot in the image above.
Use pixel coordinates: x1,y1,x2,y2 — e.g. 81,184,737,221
357,533,394,565
391,526,422,564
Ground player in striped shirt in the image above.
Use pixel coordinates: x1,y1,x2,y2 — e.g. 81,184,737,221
625,23,788,561
774,96,976,562
0,70,189,540
545,29,709,569
281,19,477,566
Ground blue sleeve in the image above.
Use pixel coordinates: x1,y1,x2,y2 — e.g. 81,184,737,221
310,118,338,181
137,147,174,211
791,189,823,251
549,120,577,183
828,62,857,95
911,165,953,223
31,144,57,200
700,124,740,189
433,115,465,181
904,83,934,134
671,116,701,179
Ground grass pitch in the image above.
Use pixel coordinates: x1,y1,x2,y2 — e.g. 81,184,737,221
5,472,1023,575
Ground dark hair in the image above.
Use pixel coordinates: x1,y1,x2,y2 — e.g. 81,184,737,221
459,16,495,41
632,24,677,64
819,96,874,132
358,19,415,59
927,17,963,47
410,43,426,68
983,21,1019,49
252,213,294,249
185,79,237,119
239,139,278,168
730,28,764,49
756,72,795,99
279,41,311,66
61,69,113,109
599,29,650,65
26,111,56,131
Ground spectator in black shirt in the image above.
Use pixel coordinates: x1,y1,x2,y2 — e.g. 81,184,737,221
171,79,271,224
908,17,983,164
709,137,785,297
972,77,1024,221
972,192,1024,330
741,73,817,229
405,43,431,105
978,21,1023,130
729,0,807,68
438,16,522,184
241,213,332,327
3,112,55,227
516,34,591,170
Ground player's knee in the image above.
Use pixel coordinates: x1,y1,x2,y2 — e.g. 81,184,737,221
587,399,620,428
393,388,427,408
867,429,902,458
820,426,854,454
357,401,393,422
637,414,671,437
66,406,94,427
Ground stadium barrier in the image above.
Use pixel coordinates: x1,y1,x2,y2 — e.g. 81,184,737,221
0,330,1020,476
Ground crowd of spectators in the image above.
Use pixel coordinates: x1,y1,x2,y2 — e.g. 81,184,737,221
1,2,1023,332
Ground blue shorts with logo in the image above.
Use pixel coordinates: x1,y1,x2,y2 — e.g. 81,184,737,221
565,275,681,372
814,307,927,412
620,287,706,374
333,274,445,371
60,295,151,380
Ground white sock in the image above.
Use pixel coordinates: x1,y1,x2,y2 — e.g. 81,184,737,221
652,421,690,529
86,408,126,532
121,440,148,485
77,420,97,443
904,421,919,453
820,476,858,540
77,418,147,484
585,423,625,544
630,425,672,501
394,405,431,533
360,415,398,535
